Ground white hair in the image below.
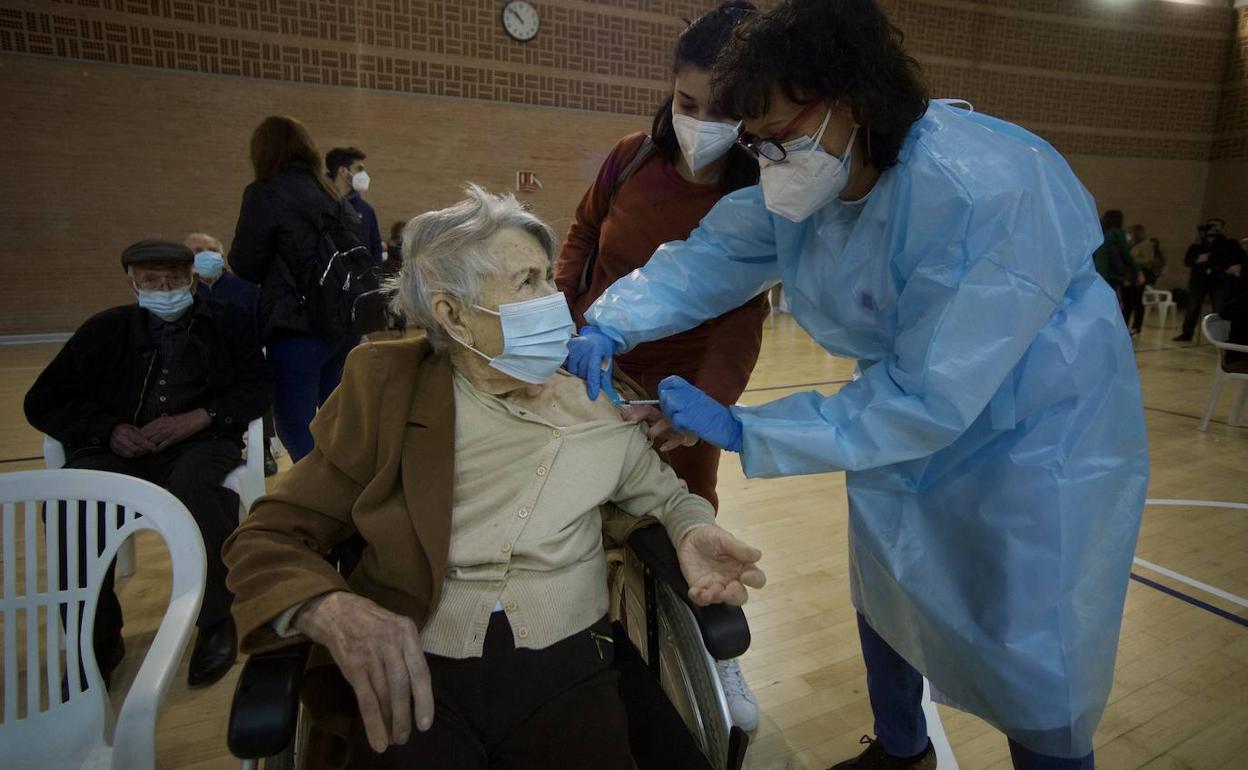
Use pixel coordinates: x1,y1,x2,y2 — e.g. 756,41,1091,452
389,184,556,350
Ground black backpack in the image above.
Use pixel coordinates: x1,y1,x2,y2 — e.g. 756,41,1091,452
284,195,381,338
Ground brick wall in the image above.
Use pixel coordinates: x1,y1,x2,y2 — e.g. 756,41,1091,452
0,0,1238,333
1204,6,1248,247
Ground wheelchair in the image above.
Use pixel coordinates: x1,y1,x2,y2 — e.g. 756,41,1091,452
226,523,753,770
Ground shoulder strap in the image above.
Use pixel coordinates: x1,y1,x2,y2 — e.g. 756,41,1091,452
606,135,655,213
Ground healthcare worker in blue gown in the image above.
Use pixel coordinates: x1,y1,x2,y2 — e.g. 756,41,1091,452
565,2,1149,769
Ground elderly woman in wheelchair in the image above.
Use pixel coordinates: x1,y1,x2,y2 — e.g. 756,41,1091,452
222,185,766,770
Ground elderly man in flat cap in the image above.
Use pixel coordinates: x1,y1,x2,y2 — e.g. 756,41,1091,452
25,239,274,689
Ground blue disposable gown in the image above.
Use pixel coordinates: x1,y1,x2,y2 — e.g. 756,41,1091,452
586,102,1149,757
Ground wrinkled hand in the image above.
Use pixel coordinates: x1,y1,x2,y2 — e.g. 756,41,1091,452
677,525,766,606
140,409,211,453
658,376,743,452
110,423,156,458
294,591,434,753
1229,264,1243,278
564,326,618,400
621,404,700,452
1196,252,1210,265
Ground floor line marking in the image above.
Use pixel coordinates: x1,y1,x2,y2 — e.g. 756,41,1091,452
1129,573,1248,629
1145,498,1248,511
1132,557,1248,610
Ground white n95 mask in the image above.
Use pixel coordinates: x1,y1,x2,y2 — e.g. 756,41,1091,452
452,292,575,384
352,170,371,192
672,113,741,173
759,108,858,223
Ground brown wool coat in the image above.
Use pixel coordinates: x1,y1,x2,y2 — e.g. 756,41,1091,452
223,336,654,736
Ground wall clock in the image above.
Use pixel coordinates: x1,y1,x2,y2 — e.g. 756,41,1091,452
502,1,540,42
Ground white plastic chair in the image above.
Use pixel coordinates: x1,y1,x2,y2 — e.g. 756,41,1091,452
1141,287,1176,329
1198,314,1248,431
43,418,264,577
0,469,205,770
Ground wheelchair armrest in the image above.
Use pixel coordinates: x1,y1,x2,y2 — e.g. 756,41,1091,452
626,525,751,661
227,642,312,759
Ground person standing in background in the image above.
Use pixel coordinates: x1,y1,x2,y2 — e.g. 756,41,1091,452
554,0,766,731
1093,210,1143,333
327,146,384,264
1128,224,1165,287
228,116,364,462
385,220,406,278
1174,218,1246,342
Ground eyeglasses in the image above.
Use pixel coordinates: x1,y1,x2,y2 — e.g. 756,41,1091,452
132,274,192,291
734,101,823,163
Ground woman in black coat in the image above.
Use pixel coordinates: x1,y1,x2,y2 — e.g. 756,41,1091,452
228,116,364,461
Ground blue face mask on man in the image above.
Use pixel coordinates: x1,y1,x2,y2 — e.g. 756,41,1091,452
194,250,225,281
137,287,194,322
451,292,576,384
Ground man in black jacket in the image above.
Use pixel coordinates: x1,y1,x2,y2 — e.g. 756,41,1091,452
25,240,274,689
1175,218,1247,341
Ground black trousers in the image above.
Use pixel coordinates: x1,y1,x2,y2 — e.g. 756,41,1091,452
1121,282,1145,332
1181,274,1229,337
61,438,241,652
348,613,630,770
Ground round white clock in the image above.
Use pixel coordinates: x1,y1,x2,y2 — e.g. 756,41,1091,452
502,1,540,42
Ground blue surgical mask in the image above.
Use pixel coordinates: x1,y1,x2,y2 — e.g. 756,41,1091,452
194,250,225,280
452,292,575,384
137,287,194,322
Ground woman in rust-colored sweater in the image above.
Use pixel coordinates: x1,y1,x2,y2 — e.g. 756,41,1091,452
555,0,767,515
555,1,766,731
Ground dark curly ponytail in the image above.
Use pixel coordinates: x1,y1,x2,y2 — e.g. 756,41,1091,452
711,0,928,171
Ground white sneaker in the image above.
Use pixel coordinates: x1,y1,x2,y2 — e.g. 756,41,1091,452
715,657,759,731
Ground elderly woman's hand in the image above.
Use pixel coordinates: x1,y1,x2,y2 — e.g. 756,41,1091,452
676,525,766,607
293,591,435,753
620,404,700,452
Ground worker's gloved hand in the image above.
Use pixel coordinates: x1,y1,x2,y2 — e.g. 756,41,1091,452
565,325,619,401
658,376,743,453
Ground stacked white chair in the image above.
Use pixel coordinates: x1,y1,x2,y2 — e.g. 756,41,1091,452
1198,313,1248,431
0,469,205,770
1141,286,1177,329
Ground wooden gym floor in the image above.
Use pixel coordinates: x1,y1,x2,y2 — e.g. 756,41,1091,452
0,311,1245,770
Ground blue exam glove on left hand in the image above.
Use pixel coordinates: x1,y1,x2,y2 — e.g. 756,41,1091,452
658,376,743,453
565,325,619,400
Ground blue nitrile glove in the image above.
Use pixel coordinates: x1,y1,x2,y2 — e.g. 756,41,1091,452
565,325,619,401
658,376,743,453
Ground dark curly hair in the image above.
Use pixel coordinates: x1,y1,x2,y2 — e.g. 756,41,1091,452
650,0,759,194
711,0,927,171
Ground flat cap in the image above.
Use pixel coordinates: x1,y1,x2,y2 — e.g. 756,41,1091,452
120,239,194,269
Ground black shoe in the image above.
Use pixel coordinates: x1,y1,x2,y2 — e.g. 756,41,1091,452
828,736,936,770
1172,334,1193,342
188,616,237,688
263,448,278,477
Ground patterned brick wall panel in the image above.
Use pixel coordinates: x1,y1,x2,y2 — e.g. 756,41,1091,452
1211,8,1248,161
894,0,1228,86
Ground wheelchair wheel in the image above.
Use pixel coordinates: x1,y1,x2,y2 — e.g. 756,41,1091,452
654,580,734,770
